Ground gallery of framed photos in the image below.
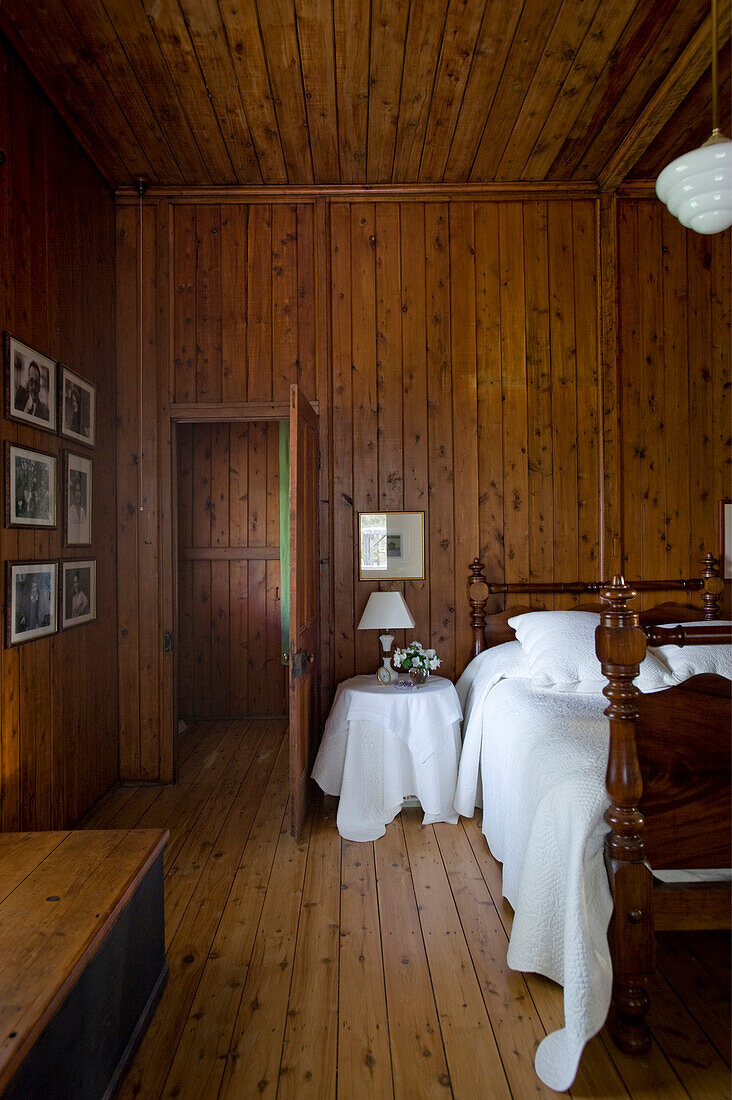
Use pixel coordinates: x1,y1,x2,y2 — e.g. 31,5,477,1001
3,333,97,646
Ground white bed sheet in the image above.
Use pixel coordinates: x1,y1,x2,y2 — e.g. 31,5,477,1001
454,639,731,1092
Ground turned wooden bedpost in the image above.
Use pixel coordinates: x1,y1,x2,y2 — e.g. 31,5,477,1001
596,578,654,1055
699,553,724,620
468,558,490,658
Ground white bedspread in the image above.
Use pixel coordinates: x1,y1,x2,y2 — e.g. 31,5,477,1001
454,638,731,1091
455,644,614,1092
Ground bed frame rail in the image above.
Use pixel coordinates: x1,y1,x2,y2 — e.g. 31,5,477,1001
468,553,724,658
597,576,731,1056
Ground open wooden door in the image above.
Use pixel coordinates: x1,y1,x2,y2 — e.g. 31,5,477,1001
289,384,320,836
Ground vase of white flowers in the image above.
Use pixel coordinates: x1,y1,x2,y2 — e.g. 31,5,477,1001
391,641,440,686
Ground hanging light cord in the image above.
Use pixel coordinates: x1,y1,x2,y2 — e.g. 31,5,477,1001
711,0,719,135
137,179,145,514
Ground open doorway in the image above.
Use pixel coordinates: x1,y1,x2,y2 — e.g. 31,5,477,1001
175,420,289,725
169,386,320,836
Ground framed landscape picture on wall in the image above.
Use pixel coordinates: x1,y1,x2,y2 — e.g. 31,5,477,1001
5,443,57,529
358,511,425,581
6,560,59,646
60,364,96,447
4,333,57,433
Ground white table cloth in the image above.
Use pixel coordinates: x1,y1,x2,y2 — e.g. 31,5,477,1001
312,674,462,841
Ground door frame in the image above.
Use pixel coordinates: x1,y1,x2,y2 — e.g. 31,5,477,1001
166,401,318,781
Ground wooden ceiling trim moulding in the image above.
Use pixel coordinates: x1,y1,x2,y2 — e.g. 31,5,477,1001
599,0,732,192
615,181,660,199
114,182,600,204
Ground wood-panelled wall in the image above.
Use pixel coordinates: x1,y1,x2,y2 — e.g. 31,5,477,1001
116,200,322,780
177,422,285,719
116,190,730,781
0,37,118,830
331,199,603,683
617,201,731,589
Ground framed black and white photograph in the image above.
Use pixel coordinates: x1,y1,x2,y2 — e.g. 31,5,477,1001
60,365,96,448
5,443,57,529
64,452,92,547
6,560,58,646
4,333,57,433
61,559,96,629
358,511,425,581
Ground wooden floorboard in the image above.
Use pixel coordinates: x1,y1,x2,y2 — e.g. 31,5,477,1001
82,719,731,1100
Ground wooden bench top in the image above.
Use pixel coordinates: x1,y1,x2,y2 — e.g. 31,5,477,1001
0,828,168,1093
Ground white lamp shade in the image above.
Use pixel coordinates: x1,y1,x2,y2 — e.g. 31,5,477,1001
357,591,415,631
656,139,732,235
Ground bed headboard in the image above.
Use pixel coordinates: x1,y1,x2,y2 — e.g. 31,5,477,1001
467,553,725,658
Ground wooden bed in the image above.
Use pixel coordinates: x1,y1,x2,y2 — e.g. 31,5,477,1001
466,552,731,1057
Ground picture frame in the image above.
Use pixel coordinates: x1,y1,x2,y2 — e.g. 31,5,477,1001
6,560,59,646
64,451,92,547
358,511,425,581
5,443,57,529
4,332,57,433
60,364,96,448
720,499,732,581
61,559,96,629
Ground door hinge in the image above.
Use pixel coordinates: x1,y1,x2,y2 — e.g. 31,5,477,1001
317,449,321,471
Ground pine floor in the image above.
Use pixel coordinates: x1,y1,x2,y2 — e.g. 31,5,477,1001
84,718,731,1100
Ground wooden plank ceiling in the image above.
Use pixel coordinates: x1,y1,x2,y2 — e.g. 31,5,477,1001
0,0,729,189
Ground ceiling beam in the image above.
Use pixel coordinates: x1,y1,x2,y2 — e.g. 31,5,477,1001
598,0,731,193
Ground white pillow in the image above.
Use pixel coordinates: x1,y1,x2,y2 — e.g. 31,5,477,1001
507,610,673,693
654,621,732,683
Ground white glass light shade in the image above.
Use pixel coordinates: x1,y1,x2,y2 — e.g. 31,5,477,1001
656,139,732,234
357,591,415,631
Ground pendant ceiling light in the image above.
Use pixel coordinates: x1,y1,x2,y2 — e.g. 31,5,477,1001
656,0,731,234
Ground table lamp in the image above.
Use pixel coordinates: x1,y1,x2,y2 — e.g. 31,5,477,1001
357,591,415,685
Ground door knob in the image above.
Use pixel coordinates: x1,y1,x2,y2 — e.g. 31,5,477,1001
307,653,315,664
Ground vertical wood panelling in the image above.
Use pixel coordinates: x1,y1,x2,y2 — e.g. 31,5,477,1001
177,422,285,718
523,201,554,605
617,201,731,596
117,191,729,775
0,38,117,830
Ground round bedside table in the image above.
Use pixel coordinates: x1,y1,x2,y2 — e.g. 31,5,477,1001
311,674,463,841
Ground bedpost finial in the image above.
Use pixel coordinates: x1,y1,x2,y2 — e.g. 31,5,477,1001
699,553,724,619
